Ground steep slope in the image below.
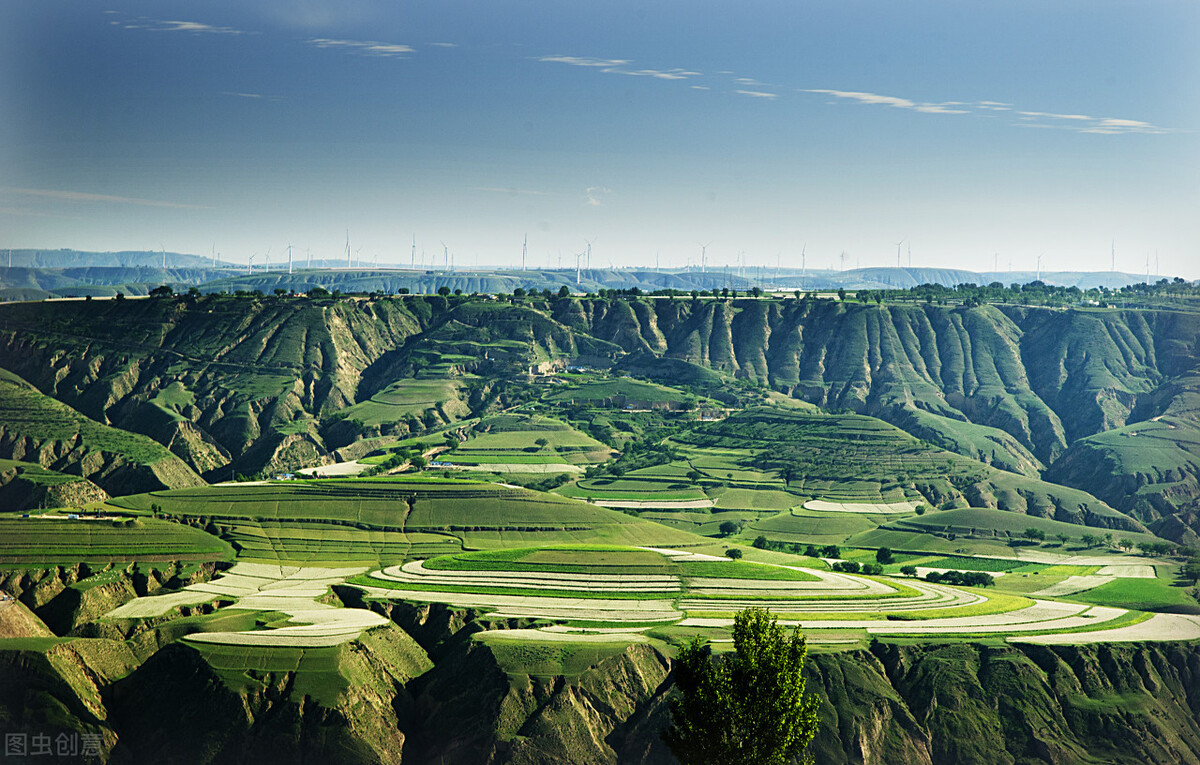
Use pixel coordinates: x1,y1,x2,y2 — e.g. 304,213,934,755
0,369,203,495
568,297,1200,537
1047,372,1200,544
0,295,432,479
0,458,109,510
4,590,1200,765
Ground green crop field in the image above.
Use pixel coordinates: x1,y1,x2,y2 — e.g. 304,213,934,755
1068,578,1200,614
101,479,706,561
445,414,613,467
749,508,885,543
713,488,802,511
424,545,675,574
337,378,468,427
0,517,233,563
889,507,1168,547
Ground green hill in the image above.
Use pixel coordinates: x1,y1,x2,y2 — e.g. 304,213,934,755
4,293,1200,539
0,369,203,495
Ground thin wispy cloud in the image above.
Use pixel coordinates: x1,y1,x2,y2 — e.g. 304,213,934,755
538,56,700,82
539,56,631,68
113,17,247,35
609,67,701,81
309,38,414,57
585,187,612,207
2,187,211,210
429,42,457,48
804,88,1168,134
1017,111,1166,134
1019,111,1091,121
735,89,777,100
804,89,970,115
220,91,274,100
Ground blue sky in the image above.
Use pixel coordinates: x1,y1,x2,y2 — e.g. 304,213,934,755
2,1,1197,276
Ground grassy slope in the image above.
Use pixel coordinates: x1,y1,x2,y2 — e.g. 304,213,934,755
0,368,203,491
0,517,233,563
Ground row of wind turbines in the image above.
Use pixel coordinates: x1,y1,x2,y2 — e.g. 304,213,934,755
190,233,1162,283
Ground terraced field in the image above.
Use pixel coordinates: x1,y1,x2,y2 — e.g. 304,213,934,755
107,562,389,647
0,517,234,564
443,413,614,470
98,478,703,564
337,378,470,428
345,544,1200,644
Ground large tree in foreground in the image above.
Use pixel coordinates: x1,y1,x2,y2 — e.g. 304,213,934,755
663,607,820,765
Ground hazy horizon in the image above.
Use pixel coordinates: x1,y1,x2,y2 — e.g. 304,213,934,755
3,1,1197,277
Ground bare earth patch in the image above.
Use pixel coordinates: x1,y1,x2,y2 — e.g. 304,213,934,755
804,500,917,514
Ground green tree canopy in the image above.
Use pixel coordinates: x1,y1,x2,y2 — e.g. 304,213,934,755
664,607,820,765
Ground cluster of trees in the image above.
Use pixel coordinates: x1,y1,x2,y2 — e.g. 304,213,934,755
583,438,680,477
920,570,995,587
750,537,836,558
361,447,425,476
1182,556,1200,586
832,561,883,575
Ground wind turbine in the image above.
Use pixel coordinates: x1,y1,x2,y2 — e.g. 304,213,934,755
839,251,846,271
1111,240,1116,272
411,234,416,269
247,252,255,275
345,230,352,269
698,241,712,273
440,242,449,271
908,243,912,268
575,251,582,284
306,247,311,269
895,239,905,269
585,239,593,270
287,243,293,275
522,234,527,271
1037,253,1043,282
